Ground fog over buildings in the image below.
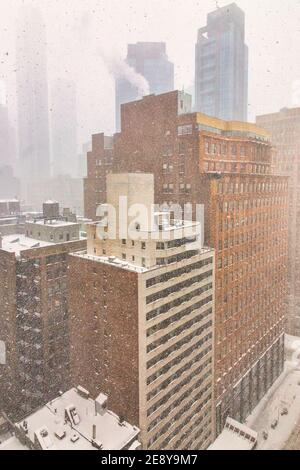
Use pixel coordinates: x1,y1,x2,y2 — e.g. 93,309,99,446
0,0,299,145
16,5,50,185
50,78,77,177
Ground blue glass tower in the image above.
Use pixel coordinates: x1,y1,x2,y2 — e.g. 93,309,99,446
195,3,248,121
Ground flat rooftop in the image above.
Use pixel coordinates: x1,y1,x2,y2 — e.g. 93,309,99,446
73,251,149,273
1,234,53,255
14,387,139,450
208,418,257,451
72,245,213,274
0,199,19,203
26,219,79,228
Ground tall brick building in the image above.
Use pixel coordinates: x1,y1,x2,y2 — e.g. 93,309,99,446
257,108,300,335
71,173,215,450
0,204,86,419
84,91,289,434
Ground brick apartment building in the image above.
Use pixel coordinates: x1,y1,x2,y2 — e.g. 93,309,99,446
70,173,215,450
0,202,86,419
84,91,289,434
257,108,300,335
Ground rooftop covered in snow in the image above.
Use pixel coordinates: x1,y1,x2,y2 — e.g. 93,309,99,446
12,386,140,451
0,233,53,256
208,418,257,451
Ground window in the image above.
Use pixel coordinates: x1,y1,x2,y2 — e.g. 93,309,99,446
142,257,146,268
178,124,193,135
141,242,146,250
178,142,186,154
122,253,126,260
122,239,126,245
156,242,165,250
162,145,173,156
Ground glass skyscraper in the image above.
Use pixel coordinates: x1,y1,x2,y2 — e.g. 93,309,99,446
195,3,248,121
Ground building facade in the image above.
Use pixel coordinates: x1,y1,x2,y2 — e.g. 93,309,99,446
115,42,174,131
0,205,86,419
83,91,288,435
195,3,248,121
257,107,300,335
70,173,215,450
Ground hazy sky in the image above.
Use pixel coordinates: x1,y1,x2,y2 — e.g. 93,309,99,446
0,0,300,148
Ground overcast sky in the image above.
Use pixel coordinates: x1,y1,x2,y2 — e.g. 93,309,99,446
0,0,300,148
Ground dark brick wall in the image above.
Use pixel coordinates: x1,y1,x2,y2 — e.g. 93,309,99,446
69,254,140,426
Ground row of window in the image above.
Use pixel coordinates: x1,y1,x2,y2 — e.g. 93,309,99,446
146,257,213,288
146,321,212,370
147,301,212,337
147,363,212,420
156,236,197,251
218,180,288,194
147,335,212,386
146,280,213,321
147,310,213,354
146,270,212,304
148,391,212,449
162,183,192,194
204,140,269,159
204,161,269,175
148,370,212,440
156,250,199,267
174,419,212,451
220,196,287,213
147,347,211,402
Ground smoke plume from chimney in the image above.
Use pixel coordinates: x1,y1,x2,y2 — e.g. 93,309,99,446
99,47,150,98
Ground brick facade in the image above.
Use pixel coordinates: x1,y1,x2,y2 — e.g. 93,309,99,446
83,91,289,433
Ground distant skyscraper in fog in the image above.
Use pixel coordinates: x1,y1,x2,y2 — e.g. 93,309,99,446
51,79,77,177
115,42,174,131
16,6,50,184
195,3,248,121
0,104,16,170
